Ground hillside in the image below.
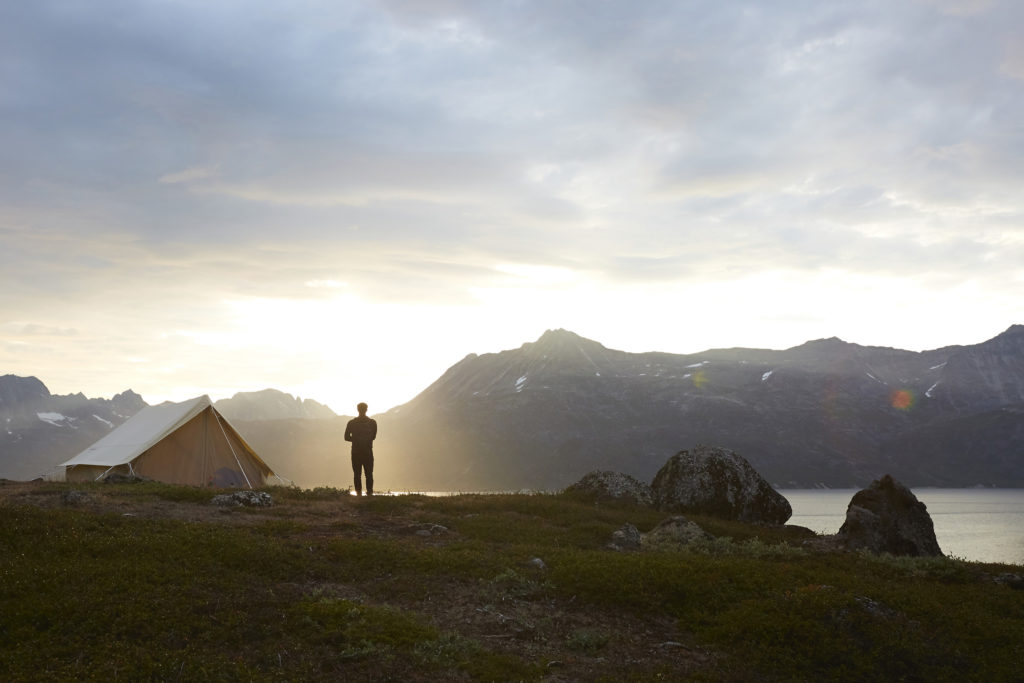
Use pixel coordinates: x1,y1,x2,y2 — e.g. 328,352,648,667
246,326,1024,490
1,480,1021,681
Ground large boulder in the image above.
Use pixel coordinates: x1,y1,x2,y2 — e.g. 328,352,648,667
562,470,653,506
836,475,942,557
651,445,792,524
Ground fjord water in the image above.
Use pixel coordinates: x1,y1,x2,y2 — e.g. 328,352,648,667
784,489,1024,566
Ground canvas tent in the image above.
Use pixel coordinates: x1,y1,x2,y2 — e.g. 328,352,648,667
62,395,281,487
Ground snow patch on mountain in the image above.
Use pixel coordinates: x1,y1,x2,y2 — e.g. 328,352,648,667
37,412,69,427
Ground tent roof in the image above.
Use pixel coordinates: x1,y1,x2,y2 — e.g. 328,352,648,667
62,395,215,468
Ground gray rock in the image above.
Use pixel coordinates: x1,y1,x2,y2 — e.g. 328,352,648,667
836,474,942,557
607,523,642,552
993,573,1024,590
563,470,653,506
642,515,713,549
62,489,90,506
406,523,449,537
210,491,274,507
528,557,547,571
651,445,792,524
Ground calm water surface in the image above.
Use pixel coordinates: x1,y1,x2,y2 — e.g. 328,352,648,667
782,489,1024,566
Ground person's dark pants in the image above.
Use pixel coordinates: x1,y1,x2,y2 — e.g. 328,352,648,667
351,449,374,495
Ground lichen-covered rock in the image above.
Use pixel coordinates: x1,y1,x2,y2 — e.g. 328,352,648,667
607,523,643,552
562,470,653,506
836,475,942,557
651,445,792,524
641,515,713,549
210,491,274,507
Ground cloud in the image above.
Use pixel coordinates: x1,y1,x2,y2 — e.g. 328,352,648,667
159,165,220,184
2,0,1023,407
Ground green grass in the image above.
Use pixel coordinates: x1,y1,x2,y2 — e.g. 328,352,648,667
1,483,1022,681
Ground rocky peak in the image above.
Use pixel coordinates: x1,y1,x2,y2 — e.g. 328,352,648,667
0,375,51,406
214,389,336,421
111,390,146,414
525,329,607,356
984,324,1024,349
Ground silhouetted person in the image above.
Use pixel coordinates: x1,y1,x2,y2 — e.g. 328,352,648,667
344,402,377,496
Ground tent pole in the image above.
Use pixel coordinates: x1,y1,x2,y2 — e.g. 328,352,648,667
95,465,117,482
213,410,253,489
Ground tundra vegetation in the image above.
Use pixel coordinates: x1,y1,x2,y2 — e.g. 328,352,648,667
1,480,1021,681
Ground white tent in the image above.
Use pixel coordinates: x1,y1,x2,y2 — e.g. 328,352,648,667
62,395,282,487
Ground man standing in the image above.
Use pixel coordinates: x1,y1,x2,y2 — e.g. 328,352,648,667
344,402,377,496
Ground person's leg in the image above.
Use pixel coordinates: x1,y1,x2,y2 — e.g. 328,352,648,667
365,453,374,495
351,453,362,495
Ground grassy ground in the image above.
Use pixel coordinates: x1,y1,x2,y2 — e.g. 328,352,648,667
1,480,1022,681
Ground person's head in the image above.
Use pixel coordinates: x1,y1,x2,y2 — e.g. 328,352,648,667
357,402,368,416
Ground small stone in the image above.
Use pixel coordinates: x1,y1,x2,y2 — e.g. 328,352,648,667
528,557,547,570
405,523,449,536
607,523,643,551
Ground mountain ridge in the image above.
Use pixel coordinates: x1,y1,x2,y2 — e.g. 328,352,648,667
3,325,1023,489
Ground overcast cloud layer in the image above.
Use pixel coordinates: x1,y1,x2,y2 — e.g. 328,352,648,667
3,0,1023,410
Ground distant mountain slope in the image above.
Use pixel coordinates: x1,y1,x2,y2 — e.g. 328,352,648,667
214,389,336,422
0,381,335,480
0,375,145,480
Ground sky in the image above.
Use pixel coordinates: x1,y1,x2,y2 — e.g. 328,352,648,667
2,0,1024,414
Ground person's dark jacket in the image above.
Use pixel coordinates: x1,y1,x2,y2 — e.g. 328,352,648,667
344,415,377,454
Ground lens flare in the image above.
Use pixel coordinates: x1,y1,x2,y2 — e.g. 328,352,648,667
891,389,915,411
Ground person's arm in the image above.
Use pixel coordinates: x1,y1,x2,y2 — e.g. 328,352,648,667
344,420,353,442
370,420,378,441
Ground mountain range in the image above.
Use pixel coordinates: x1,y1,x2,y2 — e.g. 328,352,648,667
3,326,1024,489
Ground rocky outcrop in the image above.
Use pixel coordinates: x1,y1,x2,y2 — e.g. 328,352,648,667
651,445,792,524
836,475,942,557
641,516,713,550
210,491,274,507
562,470,653,506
